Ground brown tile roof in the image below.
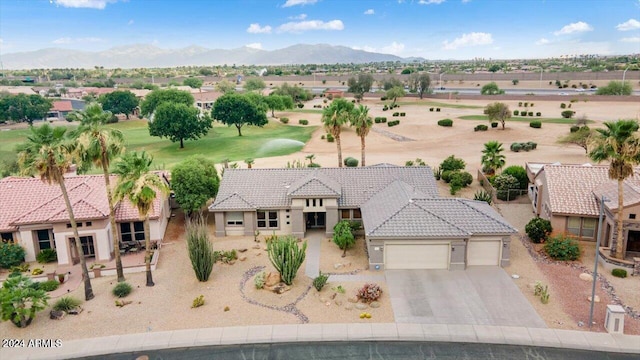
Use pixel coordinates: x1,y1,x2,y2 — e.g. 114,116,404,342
540,164,610,216
0,175,165,232
193,91,223,102
592,180,640,211
51,101,73,112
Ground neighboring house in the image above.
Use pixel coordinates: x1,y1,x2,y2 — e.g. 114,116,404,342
209,166,516,270
47,100,73,121
193,91,222,112
0,174,171,266
0,86,37,95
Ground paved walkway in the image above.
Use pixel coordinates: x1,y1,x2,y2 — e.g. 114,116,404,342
304,230,323,278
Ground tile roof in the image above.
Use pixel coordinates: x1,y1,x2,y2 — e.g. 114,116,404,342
209,166,439,211
592,180,640,211
0,175,164,232
51,100,73,112
287,172,341,198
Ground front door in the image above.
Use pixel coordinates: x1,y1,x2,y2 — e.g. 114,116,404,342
70,236,96,263
627,230,640,252
306,212,326,228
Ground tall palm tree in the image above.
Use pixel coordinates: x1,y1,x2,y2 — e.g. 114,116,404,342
322,98,354,167
588,119,640,259
17,124,94,301
113,152,168,287
350,104,373,167
70,103,126,282
481,140,506,175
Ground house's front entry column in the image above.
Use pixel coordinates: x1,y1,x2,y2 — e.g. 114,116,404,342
325,206,339,237
243,212,255,236
214,212,225,237
291,208,304,238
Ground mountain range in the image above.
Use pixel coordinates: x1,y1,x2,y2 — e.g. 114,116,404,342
1,44,421,69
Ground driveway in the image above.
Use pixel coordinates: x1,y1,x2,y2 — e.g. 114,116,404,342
385,267,547,327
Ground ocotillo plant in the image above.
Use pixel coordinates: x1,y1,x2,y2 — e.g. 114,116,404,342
186,217,215,282
267,236,307,285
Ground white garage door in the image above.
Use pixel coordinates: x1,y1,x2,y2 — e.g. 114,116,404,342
385,243,449,270
467,240,501,266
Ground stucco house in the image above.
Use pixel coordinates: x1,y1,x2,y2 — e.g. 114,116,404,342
209,166,516,270
0,174,171,266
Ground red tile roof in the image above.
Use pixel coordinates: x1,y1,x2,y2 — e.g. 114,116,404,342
51,101,73,112
0,175,165,232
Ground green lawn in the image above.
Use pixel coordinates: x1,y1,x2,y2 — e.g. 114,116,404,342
395,101,483,109
457,115,592,124
0,120,317,171
289,108,324,114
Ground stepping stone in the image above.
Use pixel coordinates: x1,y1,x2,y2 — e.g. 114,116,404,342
355,303,368,310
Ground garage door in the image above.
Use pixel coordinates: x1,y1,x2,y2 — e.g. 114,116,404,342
385,243,449,270
467,240,501,266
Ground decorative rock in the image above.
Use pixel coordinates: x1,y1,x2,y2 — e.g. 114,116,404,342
370,301,381,308
50,310,65,320
579,273,594,282
511,274,520,279
136,356,150,360
344,304,353,310
587,295,600,303
355,303,368,310
265,272,281,287
272,283,290,294
325,302,331,306
254,252,262,256
334,263,344,270
238,256,247,262
252,244,261,250
238,248,248,253
578,321,584,327
227,260,236,265
347,297,359,303
67,307,83,315
330,293,337,300
335,299,343,306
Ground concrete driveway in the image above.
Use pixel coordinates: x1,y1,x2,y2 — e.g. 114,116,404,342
385,267,547,328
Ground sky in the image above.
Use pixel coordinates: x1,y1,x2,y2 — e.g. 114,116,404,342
0,0,639,60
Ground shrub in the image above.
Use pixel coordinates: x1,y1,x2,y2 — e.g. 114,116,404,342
524,102,529,107
380,96,387,101
0,275,49,328
298,119,308,125
297,103,304,108
474,124,488,131
527,112,533,116
36,249,57,264
186,218,215,282
491,122,498,128
333,220,356,257
560,103,566,109
544,235,580,261
374,117,387,123
437,119,453,127
494,174,520,201
529,121,541,128
112,282,133,298
570,125,580,133
530,103,534,107
561,110,575,119
451,171,473,187
254,271,266,289
344,157,359,167
53,296,81,312
502,165,528,189
474,190,493,205
434,167,442,180
279,117,289,124
392,112,399,116
436,108,441,112
520,112,527,117
38,280,60,292
536,112,541,117
307,163,321,168
440,155,466,172
387,120,400,127
0,243,26,269
522,143,533,151
527,141,538,150
313,272,329,291
611,269,627,278
400,112,406,117
326,134,334,142
191,295,205,308
356,283,382,303
510,143,522,152
213,249,237,264
429,107,434,112
513,110,519,116
525,218,552,243
382,105,388,111
32,268,43,276
518,102,523,107
441,170,457,183
267,236,307,286
321,135,325,139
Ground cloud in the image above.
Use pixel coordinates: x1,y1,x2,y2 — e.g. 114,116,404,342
620,37,640,43
53,0,120,9
289,14,307,20
418,0,446,4
364,9,375,15
52,37,104,44
535,38,550,45
282,0,317,7
553,21,593,36
127,19,134,25
278,19,344,33
352,42,405,56
246,43,263,49
247,23,272,34
442,32,493,50
616,19,640,31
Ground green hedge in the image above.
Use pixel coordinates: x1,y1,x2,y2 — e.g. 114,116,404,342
530,121,542,128
387,120,400,127
374,117,387,123
612,268,627,278
474,124,488,131
280,117,289,124
437,119,453,127
298,119,309,125
544,235,580,261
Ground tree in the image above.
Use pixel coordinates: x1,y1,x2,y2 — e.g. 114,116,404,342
408,73,432,99
113,151,169,286
525,218,553,244
322,98,354,167
69,102,126,282
244,78,266,92
264,94,294,117
596,81,632,96
212,93,268,136
347,74,374,101
183,77,203,89
272,83,311,102
386,86,406,107
481,141,506,175
588,120,640,259
350,104,373,166
558,126,593,153
140,89,194,118
485,102,511,130
244,92,269,113
148,102,211,148
0,275,49,328
333,220,355,257
215,80,236,94
98,90,139,119
0,94,52,125
172,156,219,215
481,82,504,95
381,77,403,91
17,124,94,300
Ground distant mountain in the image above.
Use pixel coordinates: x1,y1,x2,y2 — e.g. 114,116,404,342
1,44,419,69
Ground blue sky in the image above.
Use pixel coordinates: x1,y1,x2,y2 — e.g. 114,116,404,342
0,0,639,59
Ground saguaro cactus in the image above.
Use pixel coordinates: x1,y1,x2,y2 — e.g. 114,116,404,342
267,236,307,286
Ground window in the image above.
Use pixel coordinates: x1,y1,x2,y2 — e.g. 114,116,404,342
630,214,636,220
306,199,310,207
312,199,316,207
567,217,596,238
66,222,83,228
1,232,14,243
341,209,351,220
581,218,596,238
257,211,278,229
86,221,92,227
567,217,581,236
341,209,362,221
319,199,323,207
36,229,53,250
353,209,362,219
120,222,145,243
226,212,244,226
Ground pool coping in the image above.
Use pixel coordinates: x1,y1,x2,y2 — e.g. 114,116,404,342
2,323,639,359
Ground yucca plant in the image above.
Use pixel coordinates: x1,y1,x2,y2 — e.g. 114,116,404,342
53,296,81,312
473,190,493,205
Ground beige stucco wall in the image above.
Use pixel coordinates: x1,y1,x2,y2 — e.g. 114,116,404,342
17,226,39,263
54,220,111,265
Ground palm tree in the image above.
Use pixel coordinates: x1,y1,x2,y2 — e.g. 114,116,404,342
113,152,169,286
588,119,640,259
350,105,373,167
322,98,354,167
17,124,94,301
70,103,126,282
481,140,506,175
